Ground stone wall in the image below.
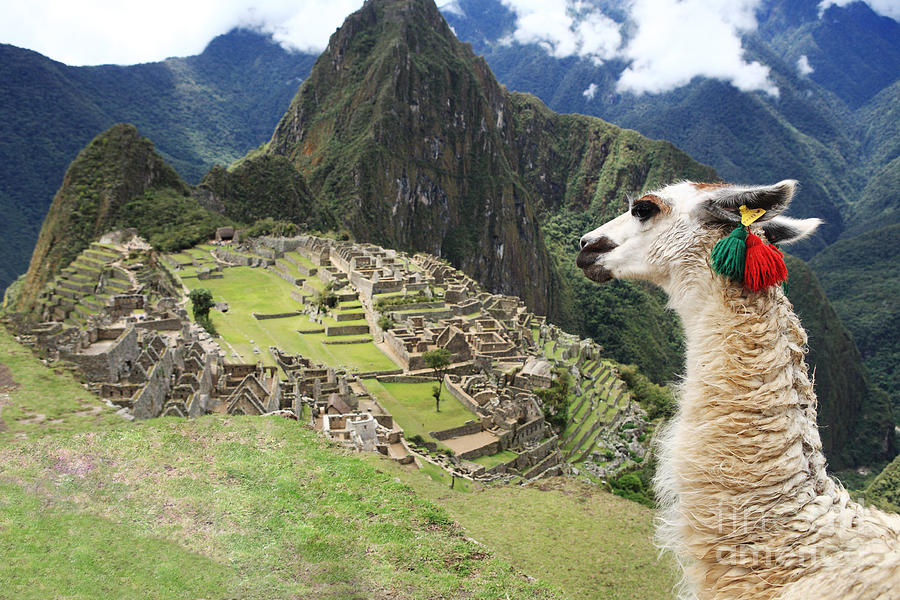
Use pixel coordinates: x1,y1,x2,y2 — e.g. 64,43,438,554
391,308,453,321
376,374,435,384
444,376,482,416
458,440,500,461
430,420,483,441
485,436,559,476
511,436,557,472
134,318,182,331
325,324,370,337
97,327,125,340
269,265,302,286
253,311,302,320
522,449,562,479
509,416,546,449
132,346,175,419
60,327,140,383
256,236,303,253
382,329,413,369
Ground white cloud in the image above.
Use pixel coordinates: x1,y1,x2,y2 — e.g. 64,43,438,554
797,54,814,75
499,0,622,63
501,0,779,96
583,82,599,99
437,0,466,18
615,0,777,96
0,0,363,66
818,0,900,21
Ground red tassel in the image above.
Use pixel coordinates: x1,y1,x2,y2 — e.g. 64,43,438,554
743,232,788,290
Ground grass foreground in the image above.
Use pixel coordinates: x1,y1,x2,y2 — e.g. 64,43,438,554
0,325,679,599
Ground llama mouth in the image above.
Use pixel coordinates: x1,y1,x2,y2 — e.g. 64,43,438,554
576,251,613,283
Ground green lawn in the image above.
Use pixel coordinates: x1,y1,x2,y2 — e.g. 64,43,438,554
363,379,476,441
284,251,318,271
176,265,397,372
470,450,518,468
375,458,678,600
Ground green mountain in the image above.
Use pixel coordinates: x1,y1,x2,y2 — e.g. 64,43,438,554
866,452,900,513
226,0,889,465
809,224,900,418
8,0,892,470
248,0,714,322
0,31,318,293
784,255,896,466
197,156,334,231
13,124,228,311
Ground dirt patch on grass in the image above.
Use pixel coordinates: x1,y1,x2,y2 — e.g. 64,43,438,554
0,364,19,432
0,363,18,391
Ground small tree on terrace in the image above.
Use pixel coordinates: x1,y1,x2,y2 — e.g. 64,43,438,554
188,288,216,335
422,348,452,412
188,288,214,320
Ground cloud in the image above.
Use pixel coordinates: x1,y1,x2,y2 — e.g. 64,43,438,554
819,0,900,21
0,0,363,66
500,0,778,96
437,0,466,18
499,0,621,63
616,0,777,96
583,82,599,100
796,55,814,76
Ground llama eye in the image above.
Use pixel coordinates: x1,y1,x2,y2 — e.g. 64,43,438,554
631,201,660,221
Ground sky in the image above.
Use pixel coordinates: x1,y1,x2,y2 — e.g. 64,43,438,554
1,0,897,95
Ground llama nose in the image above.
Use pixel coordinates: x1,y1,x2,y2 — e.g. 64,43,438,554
580,235,617,254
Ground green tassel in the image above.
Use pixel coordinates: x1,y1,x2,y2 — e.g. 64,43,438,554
711,226,747,281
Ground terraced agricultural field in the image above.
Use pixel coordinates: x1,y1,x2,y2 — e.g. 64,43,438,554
174,263,398,373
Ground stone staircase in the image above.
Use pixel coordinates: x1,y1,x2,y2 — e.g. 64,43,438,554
558,361,631,464
37,243,130,323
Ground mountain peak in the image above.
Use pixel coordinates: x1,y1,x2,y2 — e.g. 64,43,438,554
256,0,714,318
16,124,187,311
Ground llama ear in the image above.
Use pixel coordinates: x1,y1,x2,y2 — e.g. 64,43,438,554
696,180,798,225
762,216,822,244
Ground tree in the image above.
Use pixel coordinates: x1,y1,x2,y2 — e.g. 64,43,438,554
188,288,214,320
432,384,442,413
422,348,452,412
188,288,216,335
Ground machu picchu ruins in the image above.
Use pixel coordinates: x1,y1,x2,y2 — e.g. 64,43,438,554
9,230,656,485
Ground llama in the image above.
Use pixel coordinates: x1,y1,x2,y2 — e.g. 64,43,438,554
577,180,900,600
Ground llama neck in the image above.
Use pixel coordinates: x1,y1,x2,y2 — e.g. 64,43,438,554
663,279,837,552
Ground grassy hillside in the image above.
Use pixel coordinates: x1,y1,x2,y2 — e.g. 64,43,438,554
376,459,679,600
866,452,900,513
0,323,678,599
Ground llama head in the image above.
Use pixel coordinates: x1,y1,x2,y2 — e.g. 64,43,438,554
576,180,821,297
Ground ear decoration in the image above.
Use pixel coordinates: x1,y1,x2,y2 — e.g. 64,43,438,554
743,232,788,290
711,205,789,291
